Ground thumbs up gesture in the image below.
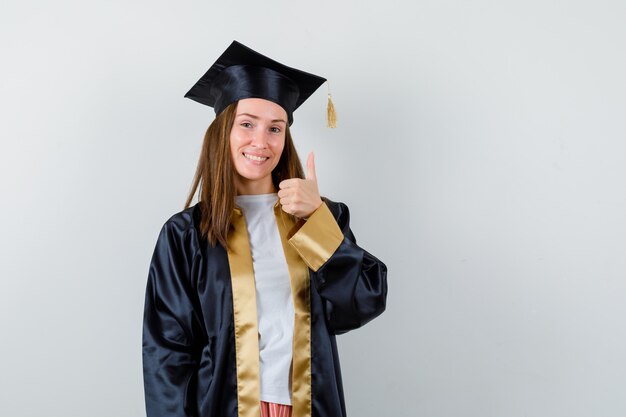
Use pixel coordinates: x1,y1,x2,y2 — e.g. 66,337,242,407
278,151,323,219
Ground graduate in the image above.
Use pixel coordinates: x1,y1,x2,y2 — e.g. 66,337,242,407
142,40,388,417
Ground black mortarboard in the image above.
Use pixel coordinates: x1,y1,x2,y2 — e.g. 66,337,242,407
185,40,327,125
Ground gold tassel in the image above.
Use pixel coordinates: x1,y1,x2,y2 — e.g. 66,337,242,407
327,93,337,128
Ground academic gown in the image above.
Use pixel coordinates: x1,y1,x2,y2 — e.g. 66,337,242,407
142,197,387,417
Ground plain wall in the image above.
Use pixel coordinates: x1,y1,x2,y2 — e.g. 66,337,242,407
1,0,625,416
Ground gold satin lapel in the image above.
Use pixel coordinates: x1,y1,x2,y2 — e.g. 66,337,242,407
275,203,312,417
227,208,261,417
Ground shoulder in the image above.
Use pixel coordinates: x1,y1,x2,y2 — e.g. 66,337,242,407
162,203,200,232
321,196,351,228
157,203,203,251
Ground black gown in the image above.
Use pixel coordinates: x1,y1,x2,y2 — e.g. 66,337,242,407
142,197,387,417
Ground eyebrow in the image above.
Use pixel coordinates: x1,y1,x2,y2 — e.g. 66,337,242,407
236,113,287,124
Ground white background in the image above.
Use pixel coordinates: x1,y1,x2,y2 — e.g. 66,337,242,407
1,1,625,416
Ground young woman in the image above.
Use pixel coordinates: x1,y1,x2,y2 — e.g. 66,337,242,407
142,41,388,417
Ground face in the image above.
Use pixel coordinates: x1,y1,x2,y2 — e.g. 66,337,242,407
230,98,288,195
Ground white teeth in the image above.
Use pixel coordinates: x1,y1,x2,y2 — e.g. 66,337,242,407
243,153,268,162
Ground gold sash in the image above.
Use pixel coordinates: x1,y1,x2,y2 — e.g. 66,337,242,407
227,203,312,417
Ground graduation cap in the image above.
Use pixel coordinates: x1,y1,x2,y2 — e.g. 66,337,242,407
185,40,335,127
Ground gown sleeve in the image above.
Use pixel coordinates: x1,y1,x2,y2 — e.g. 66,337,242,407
288,199,388,334
142,217,202,417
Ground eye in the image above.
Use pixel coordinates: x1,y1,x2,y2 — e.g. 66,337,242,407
270,126,282,133
240,122,253,128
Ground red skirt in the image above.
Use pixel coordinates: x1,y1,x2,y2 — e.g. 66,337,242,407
260,401,292,417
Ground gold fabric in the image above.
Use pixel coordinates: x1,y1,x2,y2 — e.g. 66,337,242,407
227,208,261,417
288,202,344,272
275,202,312,417
228,200,341,417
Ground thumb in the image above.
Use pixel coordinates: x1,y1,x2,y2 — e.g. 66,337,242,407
306,151,317,181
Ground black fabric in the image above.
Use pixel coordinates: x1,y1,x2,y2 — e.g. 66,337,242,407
184,40,327,125
142,199,387,417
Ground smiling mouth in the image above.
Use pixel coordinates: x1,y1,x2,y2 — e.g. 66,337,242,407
243,153,269,162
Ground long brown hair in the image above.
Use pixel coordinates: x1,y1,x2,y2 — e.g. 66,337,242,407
184,101,305,248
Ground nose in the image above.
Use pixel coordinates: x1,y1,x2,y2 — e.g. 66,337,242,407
249,130,271,148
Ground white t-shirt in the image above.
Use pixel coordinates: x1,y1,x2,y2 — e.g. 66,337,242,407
235,193,295,405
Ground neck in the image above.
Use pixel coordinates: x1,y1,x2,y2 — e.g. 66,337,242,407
235,177,276,195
